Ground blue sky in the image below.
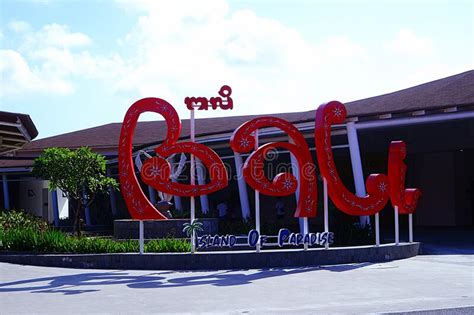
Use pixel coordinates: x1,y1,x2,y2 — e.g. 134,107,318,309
1,0,473,139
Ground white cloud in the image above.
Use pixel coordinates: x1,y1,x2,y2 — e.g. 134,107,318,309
1,23,122,98
320,36,366,60
8,20,31,33
112,0,368,117
406,62,474,87
3,0,466,118
0,49,73,96
387,29,433,56
21,23,91,50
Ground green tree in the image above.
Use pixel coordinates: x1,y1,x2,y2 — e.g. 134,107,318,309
33,147,119,236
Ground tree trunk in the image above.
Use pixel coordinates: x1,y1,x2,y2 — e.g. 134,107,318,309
73,201,83,237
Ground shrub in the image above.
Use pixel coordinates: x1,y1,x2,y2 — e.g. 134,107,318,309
0,210,190,253
0,227,190,253
0,210,50,232
146,238,191,253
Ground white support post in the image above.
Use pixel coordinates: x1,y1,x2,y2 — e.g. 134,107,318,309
394,206,399,245
303,217,309,251
106,168,118,216
375,213,380,247
234,152,251,220
195,158,210,214
139,220,144,255
51,190,60,227
2,174,10,210
409,214,413,243
255,130,261,253
346,122,370,228
190,109,196,253
323,178,329,249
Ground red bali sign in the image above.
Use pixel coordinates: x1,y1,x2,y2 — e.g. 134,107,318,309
185,85,233,110
315,101,389,216
230,117,317,217
388,141,422,214
118,90,420,221
118,97,228,220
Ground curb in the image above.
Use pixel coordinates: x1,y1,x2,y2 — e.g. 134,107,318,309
0,242,420,270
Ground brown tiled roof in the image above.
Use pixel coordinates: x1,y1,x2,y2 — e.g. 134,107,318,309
19,111,310,154
0,111,39,156
0,159,34,169
0,111,39,139
343,70,474,117
7,70,474,161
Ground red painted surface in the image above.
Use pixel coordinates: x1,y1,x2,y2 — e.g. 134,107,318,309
119,95,420,221
184,85,233,110
118,97,227,220
315,101,390,216
230,117,317,217
388,141,422,214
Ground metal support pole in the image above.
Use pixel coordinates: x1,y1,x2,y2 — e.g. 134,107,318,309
324,177,329,249
139,220,144,254
2,174,10,210
375,213,380,247
346,122,370,227
190,109,196,253
234,152,251,220
196,158,210,214
255,130,261,253
51,189,60,227
394,206,399,245
303,217,309,250
409,213,413,243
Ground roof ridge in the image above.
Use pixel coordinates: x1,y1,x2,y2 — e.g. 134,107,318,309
32,122,118,143
346,70,474,105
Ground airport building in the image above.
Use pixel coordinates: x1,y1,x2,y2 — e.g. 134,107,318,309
1,70,473,231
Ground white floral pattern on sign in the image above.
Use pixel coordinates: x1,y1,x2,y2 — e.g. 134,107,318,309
378,182,388,193
333,107,343,118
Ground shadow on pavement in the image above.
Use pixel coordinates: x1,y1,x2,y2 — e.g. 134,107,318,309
0,263,373,294
416,229,474,255
381,228,474,255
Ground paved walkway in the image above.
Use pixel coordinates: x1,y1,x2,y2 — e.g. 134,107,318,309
0,255,473,314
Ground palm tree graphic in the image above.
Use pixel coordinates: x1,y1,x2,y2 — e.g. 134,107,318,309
182,219,204,252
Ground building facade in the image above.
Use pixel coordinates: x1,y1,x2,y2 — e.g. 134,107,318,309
1,71,473,232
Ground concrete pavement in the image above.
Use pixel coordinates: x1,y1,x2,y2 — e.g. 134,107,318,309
0,255,473,314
